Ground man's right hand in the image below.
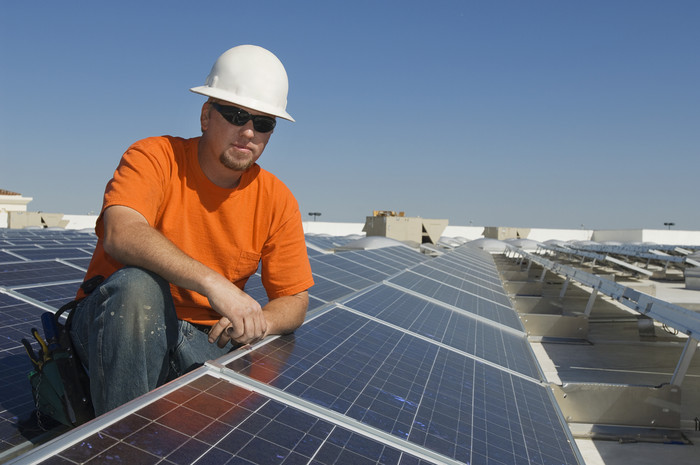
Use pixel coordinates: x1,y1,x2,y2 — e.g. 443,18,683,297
204,278,267,347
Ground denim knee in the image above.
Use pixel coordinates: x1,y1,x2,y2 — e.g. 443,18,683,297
102,267,177,335
70,267,180,414
70,266,179,373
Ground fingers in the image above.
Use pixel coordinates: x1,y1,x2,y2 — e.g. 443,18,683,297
210,312,268,348
205,282,268,347
208,317,231,345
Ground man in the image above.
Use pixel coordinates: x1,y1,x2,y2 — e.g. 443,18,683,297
70,45,314,416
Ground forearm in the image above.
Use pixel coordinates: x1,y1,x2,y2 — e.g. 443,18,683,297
262,291,308,336
102,206,227,297
103,205,307,345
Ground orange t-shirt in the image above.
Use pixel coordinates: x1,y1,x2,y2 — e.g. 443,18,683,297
79,136,314,325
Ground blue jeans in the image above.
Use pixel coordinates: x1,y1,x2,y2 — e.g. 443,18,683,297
70,267,233,416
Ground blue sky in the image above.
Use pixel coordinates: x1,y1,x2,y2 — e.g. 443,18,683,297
1,1,698,230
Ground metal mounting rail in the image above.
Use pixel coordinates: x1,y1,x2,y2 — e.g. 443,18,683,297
505,244,700,387
505,245,700,337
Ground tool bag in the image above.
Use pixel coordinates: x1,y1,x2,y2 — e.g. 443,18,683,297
23,276,102,428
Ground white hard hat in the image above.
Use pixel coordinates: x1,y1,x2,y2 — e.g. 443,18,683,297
190,45,294,122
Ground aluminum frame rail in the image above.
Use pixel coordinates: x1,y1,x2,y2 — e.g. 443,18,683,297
568,243,700,269
505,244,700,386
536,243,653,277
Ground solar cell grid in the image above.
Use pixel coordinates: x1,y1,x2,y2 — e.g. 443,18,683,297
22,371,430,465
305,274,356,303
0,261,85,287
425,256,502,287
305,235,358,251
63,257,91,269
334,250,406,275
342,286,540,379
387,272,523,330
11,283,81,309
309,257,376,290
0,293,48,351
8,248,92,261
0,251,25,264
242,273,269,307
408,264,512,307
0,293,50,454
369,247,427,268
224,308,580,464
316,254,389,283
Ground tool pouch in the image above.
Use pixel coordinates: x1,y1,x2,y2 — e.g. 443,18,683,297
27,275,103,427
29,358,71,427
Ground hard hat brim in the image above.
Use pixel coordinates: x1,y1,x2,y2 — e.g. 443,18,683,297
190,86,295,122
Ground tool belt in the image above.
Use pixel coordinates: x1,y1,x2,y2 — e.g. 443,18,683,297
22,275,103,428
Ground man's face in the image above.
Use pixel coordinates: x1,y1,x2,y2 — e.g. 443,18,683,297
200,100,274,173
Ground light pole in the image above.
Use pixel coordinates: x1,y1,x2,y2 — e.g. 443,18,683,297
664,222,675,230
308,212,321,222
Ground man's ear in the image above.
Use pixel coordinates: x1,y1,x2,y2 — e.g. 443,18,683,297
200,102,211,133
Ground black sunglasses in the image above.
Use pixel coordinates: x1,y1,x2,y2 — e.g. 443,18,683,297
209,102,276,133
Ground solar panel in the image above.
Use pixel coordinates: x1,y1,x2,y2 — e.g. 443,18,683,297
221,308,579,464
11,282,83,308
341,285,541,379
2,230,583,465
14,369,437,465
0,293,53,453
316,255,390,283
309,256,377,291
367,247,428,268
387,271,523,331
408,264,511,307
4,248,93,261
333,249,415,276
0,260,85,287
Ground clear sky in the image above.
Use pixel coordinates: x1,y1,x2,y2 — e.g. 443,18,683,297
1,1,698,230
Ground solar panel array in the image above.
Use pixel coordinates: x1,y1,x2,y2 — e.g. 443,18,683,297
1,229,582,465
0,229,96,457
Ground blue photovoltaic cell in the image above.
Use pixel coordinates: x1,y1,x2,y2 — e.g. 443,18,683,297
367,247,428,269
309,257,376,290
6,248,93,261
387,271,523,331
408,263,512,307
307,274,356,303
12,282,82,309
319,254,390,283
63,256,91,270
342,285,541,379
0,293,49,451
424,254,504,288
242,273,269,307
227,308,580,465
0,251,23,264
0,260,85,287
305,235,359,252
26,372,432,465
334,251,405,276
306,247,325,257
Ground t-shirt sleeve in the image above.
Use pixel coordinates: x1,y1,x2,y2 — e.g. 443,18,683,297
101,138,171,224
260,192,314,300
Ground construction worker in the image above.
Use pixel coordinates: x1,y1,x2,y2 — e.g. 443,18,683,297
69,45,314,416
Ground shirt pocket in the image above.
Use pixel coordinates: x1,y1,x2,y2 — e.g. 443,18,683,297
233,250,262,282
